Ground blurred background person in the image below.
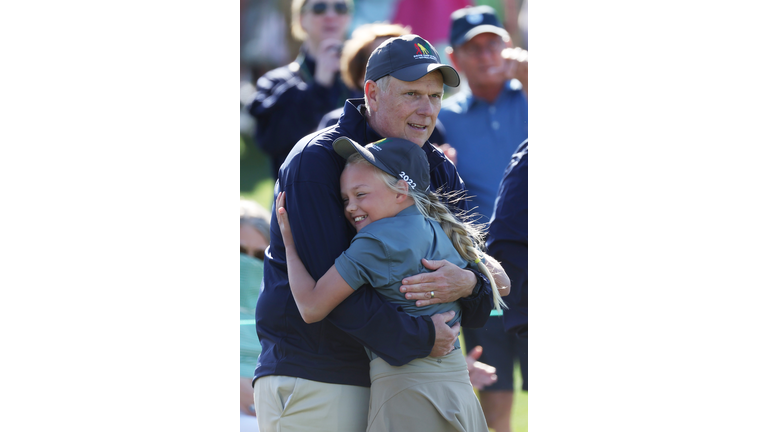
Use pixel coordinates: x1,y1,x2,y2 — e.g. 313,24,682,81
488,141,528,340
441,4,527,225
484,141,528,429
438,5,528,432
240,199,271,432
247,0,361,179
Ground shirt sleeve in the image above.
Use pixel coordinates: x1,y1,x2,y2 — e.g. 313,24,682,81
335,233,391,291
249,70,339,161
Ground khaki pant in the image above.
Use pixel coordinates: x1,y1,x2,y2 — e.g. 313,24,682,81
253,375,370,432
367,350,488,432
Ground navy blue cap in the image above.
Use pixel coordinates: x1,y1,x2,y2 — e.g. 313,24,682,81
333,136,430,192
364,34,460,87
449,5,510,47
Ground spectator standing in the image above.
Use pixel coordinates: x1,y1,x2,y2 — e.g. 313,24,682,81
248,0,361,179
488,140,528,339
440,5,528,226
253,35,500,432
438,6,529,432
239,200,271,432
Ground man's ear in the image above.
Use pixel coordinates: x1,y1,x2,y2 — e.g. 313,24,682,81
445,46,461,71
365,80,379,112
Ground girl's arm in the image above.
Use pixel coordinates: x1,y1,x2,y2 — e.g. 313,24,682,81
276,191,355,323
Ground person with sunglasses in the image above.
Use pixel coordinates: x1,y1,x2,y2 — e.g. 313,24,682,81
248,0,359,179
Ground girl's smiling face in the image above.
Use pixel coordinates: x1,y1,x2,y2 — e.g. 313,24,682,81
340,162,400,232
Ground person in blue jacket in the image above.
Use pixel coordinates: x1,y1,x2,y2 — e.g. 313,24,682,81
487,139,528,339
252,35,503,432
275,136,508,431
248,0,361,179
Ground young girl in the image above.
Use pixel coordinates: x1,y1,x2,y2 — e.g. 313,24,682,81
276,136,508,432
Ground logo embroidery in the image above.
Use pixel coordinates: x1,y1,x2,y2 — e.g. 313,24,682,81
413,42,437,61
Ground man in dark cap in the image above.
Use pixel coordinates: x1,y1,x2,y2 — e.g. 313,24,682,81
252,34,507,431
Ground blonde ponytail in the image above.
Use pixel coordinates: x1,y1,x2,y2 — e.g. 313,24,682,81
414,193,507,313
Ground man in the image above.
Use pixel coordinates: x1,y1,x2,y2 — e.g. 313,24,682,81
438,6,529,432
253,34,500,432
248,0,360,179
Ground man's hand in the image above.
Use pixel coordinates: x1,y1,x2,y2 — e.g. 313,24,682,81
502,47,528,97
401,259,476,307
465,346,498,390
429,310,460,357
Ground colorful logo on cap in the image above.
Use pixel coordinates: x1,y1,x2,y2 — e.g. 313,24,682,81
413,41,437,61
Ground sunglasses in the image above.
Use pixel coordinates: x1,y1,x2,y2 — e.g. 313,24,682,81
305,2,349,15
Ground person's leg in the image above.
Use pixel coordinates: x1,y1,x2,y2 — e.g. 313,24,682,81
253,375,369,432
479,391,514,432
514,335,528,392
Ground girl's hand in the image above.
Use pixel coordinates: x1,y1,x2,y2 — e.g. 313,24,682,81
275,191,294,247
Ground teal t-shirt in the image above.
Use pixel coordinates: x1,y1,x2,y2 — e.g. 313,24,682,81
240,254,263,377
334,205,472,359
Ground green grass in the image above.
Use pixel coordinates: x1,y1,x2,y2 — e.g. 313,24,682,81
511,362,528,432
242,136,528,432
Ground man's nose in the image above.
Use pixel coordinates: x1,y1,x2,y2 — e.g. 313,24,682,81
416,96,435,116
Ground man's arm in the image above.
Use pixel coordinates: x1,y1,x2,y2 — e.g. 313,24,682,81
400,260,494,329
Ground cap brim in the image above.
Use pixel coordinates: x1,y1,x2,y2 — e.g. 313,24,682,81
333,136,372,161
455,25,510,46
333,136,400,178
390,63,461,88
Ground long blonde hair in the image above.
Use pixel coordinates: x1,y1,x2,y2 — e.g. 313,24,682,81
346,154,507,312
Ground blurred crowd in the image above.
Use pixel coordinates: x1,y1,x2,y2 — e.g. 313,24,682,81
240,1,528,431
